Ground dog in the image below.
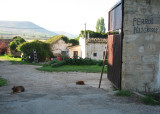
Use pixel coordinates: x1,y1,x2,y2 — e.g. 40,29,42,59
76,81,85,85
12,86,25,94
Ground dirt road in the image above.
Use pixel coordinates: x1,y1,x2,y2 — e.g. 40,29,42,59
0,61,160,114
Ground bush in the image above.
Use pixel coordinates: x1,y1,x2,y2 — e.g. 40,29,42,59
51,61,66,67
0,41,9,54
46,58,103,67
97,60,108,66
10,36,25,50
141,96,157,105
115,90,131,96
69,39,79,46
18,40,53,62
141,94,160,105
80,30,108,38
9,36,26,57
65,58,97,65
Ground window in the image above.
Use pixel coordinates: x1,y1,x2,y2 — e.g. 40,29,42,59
73,51,78,58
93,53,97,57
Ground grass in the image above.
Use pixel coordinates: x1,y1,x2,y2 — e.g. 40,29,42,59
36,65,107,73
0,55,42,66
115,90,132,96
0,54,21,61
0,77,7,86
141,94,160,105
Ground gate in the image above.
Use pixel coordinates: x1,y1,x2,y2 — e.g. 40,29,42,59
107,34,122,89
107,2,122,89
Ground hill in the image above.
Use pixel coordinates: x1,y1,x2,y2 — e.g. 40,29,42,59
55,31,78,39
0,21,57,40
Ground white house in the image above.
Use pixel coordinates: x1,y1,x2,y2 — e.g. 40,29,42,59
79,37,107,60
68,36,107,60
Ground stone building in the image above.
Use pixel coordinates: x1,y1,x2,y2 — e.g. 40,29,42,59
50,39,71,56
108,0,160,92
79,37,107,60
46,35,72,57
67,45,81,58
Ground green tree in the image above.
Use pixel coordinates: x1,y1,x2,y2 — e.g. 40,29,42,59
9,36,26,57
80,30,108,38
96,17,106,33
18,40,53,62
69,39,79,46
96,19,100,33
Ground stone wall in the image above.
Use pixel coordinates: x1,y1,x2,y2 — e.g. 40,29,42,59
50,39,71,56
122,0,160,92
79,37,107,60
68,45,81,58
87,43,106,60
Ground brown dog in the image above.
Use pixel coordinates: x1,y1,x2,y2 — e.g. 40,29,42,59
76,81,85,85
12,86,25,94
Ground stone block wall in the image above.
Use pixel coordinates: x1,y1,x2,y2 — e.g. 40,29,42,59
122,0,160,92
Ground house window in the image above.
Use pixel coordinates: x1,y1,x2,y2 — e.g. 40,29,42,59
73,51,78,58
93,53,97,57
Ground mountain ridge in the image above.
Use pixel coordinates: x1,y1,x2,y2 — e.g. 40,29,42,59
0,21,57,40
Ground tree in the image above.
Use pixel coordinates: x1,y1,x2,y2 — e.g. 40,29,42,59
96,19,100,33
0,41,8,54
96,17,106,33
9,36,25,50
80,30,108,38
69,39,79,46
9,36,26,56
18,40,53,62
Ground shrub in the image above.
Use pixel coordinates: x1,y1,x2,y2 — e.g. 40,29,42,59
9,36,26,57
0,41,9,54
80,30,108,38
18,40,53,62
141,94,160,105
115,90,131,96
97,60,108,66
45,58,107,68
141,96,157,105
51,61,66,67
69,39,79,46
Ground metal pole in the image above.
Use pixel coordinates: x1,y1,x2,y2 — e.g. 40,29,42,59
99,45,108,88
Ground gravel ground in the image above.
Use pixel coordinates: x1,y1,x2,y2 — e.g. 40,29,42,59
0,60,160,114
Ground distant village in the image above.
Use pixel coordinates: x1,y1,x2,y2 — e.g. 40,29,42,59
0,30,108,62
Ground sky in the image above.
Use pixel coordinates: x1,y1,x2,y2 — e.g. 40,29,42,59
0,0,120,35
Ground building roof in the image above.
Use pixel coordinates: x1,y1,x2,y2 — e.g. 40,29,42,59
86,38,107,43
45,35,68,44
67,45,80,49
